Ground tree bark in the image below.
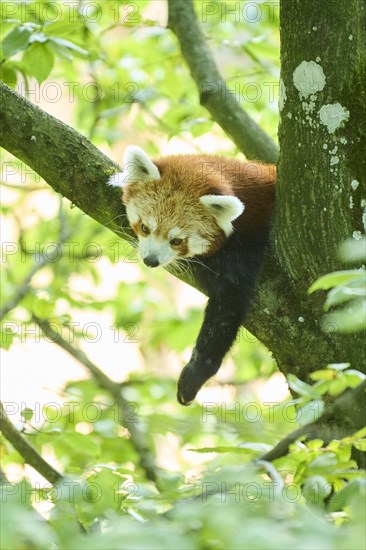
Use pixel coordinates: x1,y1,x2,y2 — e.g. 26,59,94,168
167,0,278,164
0,0,365,444
275,0,366,377
0,401,62,485
0,83,128,240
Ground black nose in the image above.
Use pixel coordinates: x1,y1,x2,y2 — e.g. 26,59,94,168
143,256,159,268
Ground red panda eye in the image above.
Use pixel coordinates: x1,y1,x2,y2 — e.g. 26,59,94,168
170,238,183,246
141,224,150,235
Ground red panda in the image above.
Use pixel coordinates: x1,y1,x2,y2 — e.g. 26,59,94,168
108,146,276,405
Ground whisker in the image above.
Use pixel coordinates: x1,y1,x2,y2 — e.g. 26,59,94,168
104,214,128,227
180,256,219,277
169,259,192,279
113,227,137,243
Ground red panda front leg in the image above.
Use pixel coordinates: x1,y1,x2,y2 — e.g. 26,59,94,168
177,286,246,405
177,233,267,405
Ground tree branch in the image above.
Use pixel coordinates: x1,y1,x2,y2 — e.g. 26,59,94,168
167,0,278,163
257,379,366,468
33,317,160,486
0,83,127,240
1,218,73,320
1,258,48,320
0,81,348,394
0,401,62,485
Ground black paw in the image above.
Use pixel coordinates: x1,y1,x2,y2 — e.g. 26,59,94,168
177,361,204,406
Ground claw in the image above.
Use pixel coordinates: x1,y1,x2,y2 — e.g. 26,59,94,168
177,392,193,406
177,361,201,406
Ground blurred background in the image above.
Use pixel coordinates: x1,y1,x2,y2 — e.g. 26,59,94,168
2,4,366,550
1,0,288,504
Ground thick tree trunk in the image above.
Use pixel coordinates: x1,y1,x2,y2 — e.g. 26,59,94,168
275,0,366,381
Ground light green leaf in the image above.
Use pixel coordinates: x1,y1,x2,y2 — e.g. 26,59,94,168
22,43,54,83
324,276,366,310
0,64,17,86
310,369,336,381
343,371,366,387
328,479,366,512
308,270,363,294
189,443,271,454
238,442,273,453
48,36,89,58
328,377,350,396
303,475,332,503
352,427,366,440
306,439,324,450
327,363,351,371
184,118,213,137
0,327,14,350
62,432,100,457
44,21,83,38
31,296,54,318
298,400,324,426
353,439,366,451
287,374,320,398
338,444,352,462
323,299,366,333
2,25,33,59
21,407,34,422
309,452,338,470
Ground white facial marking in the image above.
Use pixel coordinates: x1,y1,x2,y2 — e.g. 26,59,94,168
168,227,184,239
139,235,177,266
188,235,210,256
200,195,245,236
145,217,157,232
125,201,139,225
107,145,160,188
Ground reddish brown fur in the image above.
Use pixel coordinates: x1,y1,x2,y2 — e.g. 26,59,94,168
155,155,276,233
123,154,276,255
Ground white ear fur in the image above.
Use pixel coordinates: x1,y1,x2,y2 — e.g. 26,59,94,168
200,195,245,236
107,145,160,188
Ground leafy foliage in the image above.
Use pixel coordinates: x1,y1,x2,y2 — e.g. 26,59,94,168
1,0,278,143
0,1,365,549
309,238,366,333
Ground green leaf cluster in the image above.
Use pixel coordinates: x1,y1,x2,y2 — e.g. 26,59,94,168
309,238,366,333
1,2,365,549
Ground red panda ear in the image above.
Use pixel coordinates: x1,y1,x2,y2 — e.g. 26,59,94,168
200,195,245,236
107,146,161,188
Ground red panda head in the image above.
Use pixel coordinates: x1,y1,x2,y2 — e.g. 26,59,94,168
108,146,244,268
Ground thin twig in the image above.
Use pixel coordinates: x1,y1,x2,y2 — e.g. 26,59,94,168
0,401,62,485
167,0,278,163
34,317,160,486
256,459,285,487
257,379,366,465
1,249,58,320
1,207,73,320
1,202,79,320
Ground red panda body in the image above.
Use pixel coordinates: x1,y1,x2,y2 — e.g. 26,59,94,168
153,154,276,244
108,147,276,405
